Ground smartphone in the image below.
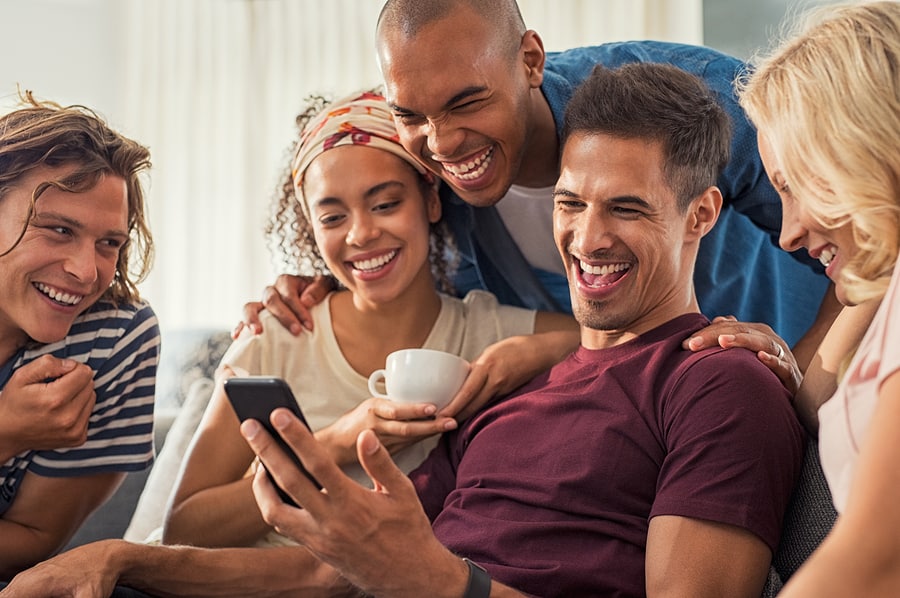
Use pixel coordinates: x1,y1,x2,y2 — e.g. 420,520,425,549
223,376,322,506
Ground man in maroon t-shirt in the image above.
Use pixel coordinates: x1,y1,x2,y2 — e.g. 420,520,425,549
239,62,804,598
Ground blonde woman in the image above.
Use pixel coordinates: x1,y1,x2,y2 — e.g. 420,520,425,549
738,2,900,594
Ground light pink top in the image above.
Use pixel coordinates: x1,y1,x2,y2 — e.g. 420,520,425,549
818,258,900,512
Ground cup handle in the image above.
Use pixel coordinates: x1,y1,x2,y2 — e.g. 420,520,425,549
367,369,389,398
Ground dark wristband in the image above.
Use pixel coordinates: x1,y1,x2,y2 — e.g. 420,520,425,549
462,558,491,598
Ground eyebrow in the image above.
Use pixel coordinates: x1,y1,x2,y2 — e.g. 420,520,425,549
33,211,129,239
389,85,488,116
551,188,654,210
311,180,408,210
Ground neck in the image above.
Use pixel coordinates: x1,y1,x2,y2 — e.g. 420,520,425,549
514,89,559,188
581,291,700,351
331,269,444,372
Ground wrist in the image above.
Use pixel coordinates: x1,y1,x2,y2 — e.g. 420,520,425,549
462,558,491,598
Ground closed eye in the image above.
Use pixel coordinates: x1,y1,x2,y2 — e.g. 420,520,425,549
372,200,401,213
318,213,346,227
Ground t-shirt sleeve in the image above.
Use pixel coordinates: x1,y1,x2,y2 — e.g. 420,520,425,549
650,349,805,552
32,302,161,476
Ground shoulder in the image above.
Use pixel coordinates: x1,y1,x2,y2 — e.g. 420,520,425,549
460,290,533,320
73,299,159,335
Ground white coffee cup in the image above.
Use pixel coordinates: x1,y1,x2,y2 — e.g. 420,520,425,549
367,348,470,410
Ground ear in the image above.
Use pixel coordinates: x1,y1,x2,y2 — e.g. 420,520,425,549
425,183,442,224
684,186,722,242
521,30,546,88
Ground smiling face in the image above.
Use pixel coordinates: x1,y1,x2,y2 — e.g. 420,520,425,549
757,133,858,305
0,166,129,359
554,133,717,349
301,145,441,309
376,5,547,208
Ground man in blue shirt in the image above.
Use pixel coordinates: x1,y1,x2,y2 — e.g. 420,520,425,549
375,0,830,348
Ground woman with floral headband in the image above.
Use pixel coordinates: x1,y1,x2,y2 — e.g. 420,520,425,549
161,89,577,548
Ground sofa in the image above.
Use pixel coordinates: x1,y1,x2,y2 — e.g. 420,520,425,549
64,328,838,597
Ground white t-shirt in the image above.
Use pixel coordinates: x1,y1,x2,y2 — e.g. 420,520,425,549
495,184,564,276
818,259,900,512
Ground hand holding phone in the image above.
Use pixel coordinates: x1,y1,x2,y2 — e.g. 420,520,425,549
223,376,322,506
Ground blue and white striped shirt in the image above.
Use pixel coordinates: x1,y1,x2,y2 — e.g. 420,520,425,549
0,300,160,514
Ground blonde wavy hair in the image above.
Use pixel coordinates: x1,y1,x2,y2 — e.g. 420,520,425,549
737,0,900,304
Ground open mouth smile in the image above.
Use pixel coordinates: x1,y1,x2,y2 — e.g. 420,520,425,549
439,147,494,182
578,259,631,288
350,250,398,273
34,282,85,306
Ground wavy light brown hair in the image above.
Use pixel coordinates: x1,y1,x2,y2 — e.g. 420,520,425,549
0,91,153,303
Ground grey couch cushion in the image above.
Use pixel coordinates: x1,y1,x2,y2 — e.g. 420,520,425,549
761,438,838,597
124,377,215,542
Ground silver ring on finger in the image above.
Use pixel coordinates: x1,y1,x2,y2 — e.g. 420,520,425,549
775,344,785,360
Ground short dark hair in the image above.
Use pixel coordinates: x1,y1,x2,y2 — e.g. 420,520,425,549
377,0,525,60
562,63,731,211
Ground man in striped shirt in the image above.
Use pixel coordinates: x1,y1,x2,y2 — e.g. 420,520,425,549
0,92,160,578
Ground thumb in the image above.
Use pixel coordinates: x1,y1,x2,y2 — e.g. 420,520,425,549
356,429,409,493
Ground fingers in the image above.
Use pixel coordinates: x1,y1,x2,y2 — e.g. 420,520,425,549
242,409,341,509
369,400,457,440
298,275,335,308
356,429,415,495
16,354,79,385
438,365,488,420
682,319,776,352
236,301,266,338
757,350,800,396
370,398,436,421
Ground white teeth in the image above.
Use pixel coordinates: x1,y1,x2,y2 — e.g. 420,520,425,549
35,282,83,305
819,247,836,267
440,148,493,181
352,250,397,272
579,260,630,276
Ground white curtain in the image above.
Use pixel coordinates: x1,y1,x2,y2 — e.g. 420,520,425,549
127,0,702,331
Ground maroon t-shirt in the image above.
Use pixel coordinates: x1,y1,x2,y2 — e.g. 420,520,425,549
411,313,804,598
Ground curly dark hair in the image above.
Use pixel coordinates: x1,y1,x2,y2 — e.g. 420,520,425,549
264,89,457,294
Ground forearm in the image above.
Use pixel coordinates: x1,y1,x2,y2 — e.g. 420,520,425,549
163,476,271,547
780,523,900,597
113,541,354,598
0,518,57,579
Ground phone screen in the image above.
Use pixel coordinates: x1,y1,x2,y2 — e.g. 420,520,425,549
223,376,322,506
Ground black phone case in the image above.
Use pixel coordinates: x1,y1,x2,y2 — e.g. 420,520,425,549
223,376,322,506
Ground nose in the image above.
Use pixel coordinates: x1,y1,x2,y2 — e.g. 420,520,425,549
63,241,100,284
424,116,464,160
346,212,381,247
570,209,615,256
778,200,806,253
